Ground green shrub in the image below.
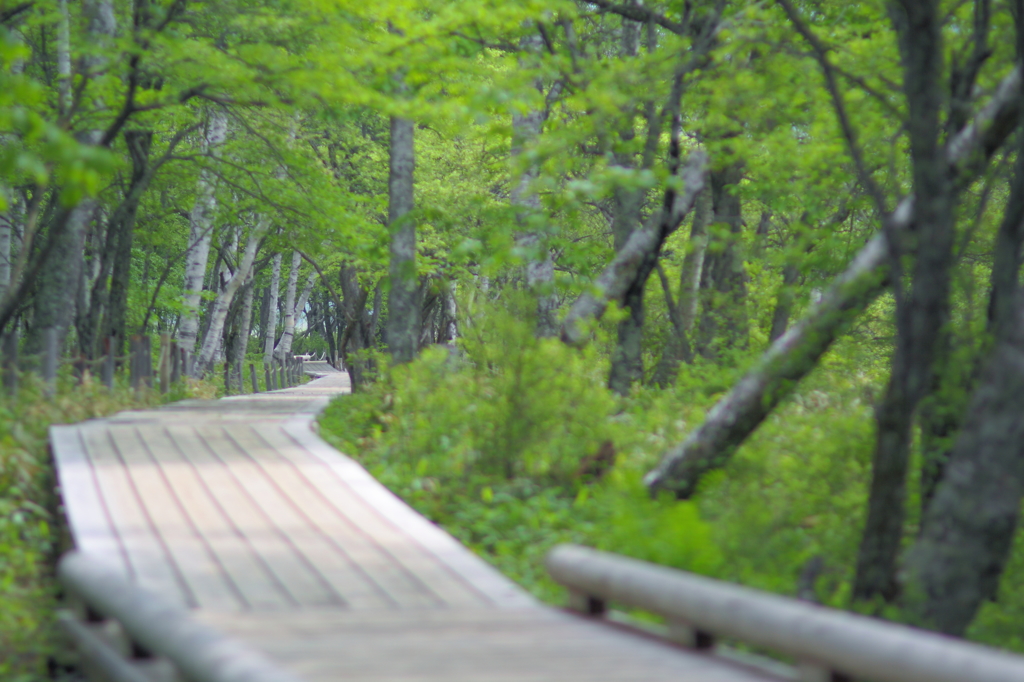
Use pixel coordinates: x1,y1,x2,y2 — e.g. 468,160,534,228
318,307,1024,652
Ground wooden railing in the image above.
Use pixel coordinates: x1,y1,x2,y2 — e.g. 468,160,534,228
546,544,1024,682
57,552,300,682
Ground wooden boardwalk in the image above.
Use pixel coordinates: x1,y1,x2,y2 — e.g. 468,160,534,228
52,370,777,681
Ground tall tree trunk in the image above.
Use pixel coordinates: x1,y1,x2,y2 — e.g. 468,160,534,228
276,268,317,359
176,108,228,353
0,33,24,303
696,162,749,360
231,276,256,370
340,266,374,388
273,251,301,361
511,98,558,338
27,0,116,359
194,222,267,375
607,15,646,395
854,0,954,604
386,115,418,363
900,290,1024,635
84,129,152,358
440,280,458,343
653,186,711,387
263,253,282,363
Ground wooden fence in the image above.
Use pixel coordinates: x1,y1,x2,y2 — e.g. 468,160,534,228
57,552,300,682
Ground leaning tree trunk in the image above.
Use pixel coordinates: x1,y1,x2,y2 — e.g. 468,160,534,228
644,63,1023,498
273,251,302,361
263,252,282,363
177,108,228,354
194,222,268,375
386,115,419,363
561,149,709,346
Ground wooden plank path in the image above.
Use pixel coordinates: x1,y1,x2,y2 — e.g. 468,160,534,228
52,368,778,682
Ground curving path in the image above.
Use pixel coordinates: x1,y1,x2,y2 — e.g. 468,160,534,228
52,369,774,681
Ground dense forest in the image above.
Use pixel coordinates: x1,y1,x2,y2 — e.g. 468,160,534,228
4,0,1024,676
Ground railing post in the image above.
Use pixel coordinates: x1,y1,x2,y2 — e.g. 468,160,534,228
277,359,285,389
250,363,260,393
2,328,18,398
43,326,58,397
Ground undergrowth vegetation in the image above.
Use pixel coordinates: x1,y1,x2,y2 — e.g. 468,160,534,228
0,370,222,682
319,302,1024,651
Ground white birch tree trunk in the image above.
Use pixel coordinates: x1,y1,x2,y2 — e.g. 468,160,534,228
56,0,72,117
0,33,24,301
176,109,228,353
263,252,282,362
194,221,269,375
273,251,301,361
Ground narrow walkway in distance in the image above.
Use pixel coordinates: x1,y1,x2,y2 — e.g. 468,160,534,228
52,370,777,681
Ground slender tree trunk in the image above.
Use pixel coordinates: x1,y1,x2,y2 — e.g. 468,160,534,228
273,251,301,361
27,0,115,359
854,0,955,604
511,100,558,338
0,194,21,304
0,34,24,303
340,266,374,388
696,162,749,360
276,268,317,359
769,264,801,342
194,222,267,375
440,280,458,342
263,253,282,363
231,276,256,370
176,108,228,353
386,115,419,363
607,17,646,395
653,186,711,387
56,0,71,118
84,130,153,358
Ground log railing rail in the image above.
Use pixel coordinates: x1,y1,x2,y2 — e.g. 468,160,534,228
57,551,301,682
546,544,1024,682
